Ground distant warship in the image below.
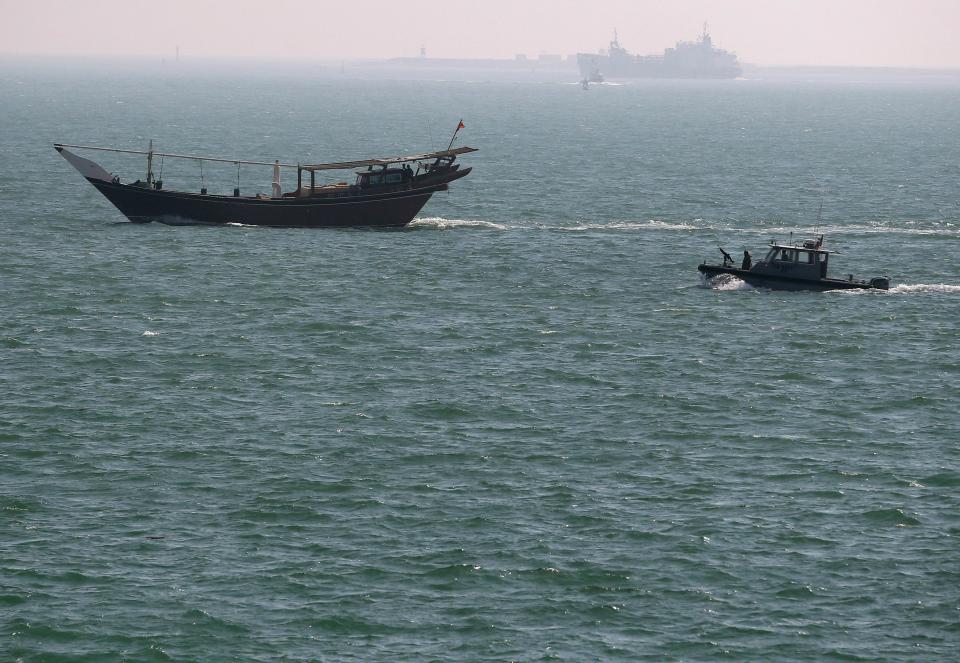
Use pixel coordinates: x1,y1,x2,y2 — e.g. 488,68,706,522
578,25,741,80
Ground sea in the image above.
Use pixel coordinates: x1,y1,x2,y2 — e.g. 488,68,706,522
1,58,959,661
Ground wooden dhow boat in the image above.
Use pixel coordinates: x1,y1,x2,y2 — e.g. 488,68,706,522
55,126,476,228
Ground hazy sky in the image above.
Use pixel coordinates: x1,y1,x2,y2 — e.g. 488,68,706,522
2,0,959,68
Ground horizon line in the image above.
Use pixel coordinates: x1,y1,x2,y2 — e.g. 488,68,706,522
3,52,960,73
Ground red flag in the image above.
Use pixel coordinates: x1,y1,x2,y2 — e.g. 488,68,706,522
447,120,466,150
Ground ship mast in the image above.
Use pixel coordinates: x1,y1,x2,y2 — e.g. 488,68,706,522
609,28,623,55
146,139,154,185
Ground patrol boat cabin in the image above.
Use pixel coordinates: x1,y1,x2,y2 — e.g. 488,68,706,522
698,236,890,291
760,240,832,280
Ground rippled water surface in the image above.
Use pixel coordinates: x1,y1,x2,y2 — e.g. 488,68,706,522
2,61,959,661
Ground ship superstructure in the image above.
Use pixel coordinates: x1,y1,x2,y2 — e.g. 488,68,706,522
578,25,741,80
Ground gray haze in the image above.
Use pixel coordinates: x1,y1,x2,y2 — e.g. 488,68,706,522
2,0,960,68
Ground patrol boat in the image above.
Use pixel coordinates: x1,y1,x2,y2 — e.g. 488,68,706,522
698,236,890,291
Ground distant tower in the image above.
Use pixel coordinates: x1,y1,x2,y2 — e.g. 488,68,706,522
420,45,426,58
701,22,711,46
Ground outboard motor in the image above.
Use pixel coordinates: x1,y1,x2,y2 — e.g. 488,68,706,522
869,277,890,290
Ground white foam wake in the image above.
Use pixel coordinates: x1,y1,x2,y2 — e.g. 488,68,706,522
409,218,958,238
701,274,754,291
409,217,507,230
564,81,624,86
558,219,701,232
829,283,960,296
763,223,960,237
888,283,960,294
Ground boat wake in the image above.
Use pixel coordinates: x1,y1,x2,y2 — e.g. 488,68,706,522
565,218,958,237
888,283,960,294
409,217,958,239
565,81,625,86
410,218,705,232
557,219,701,232
763,223,960,237
700,274,753,291
828,283,960,295
409,217,508,231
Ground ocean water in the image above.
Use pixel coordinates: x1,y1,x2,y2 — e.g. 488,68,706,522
2,60,959,661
